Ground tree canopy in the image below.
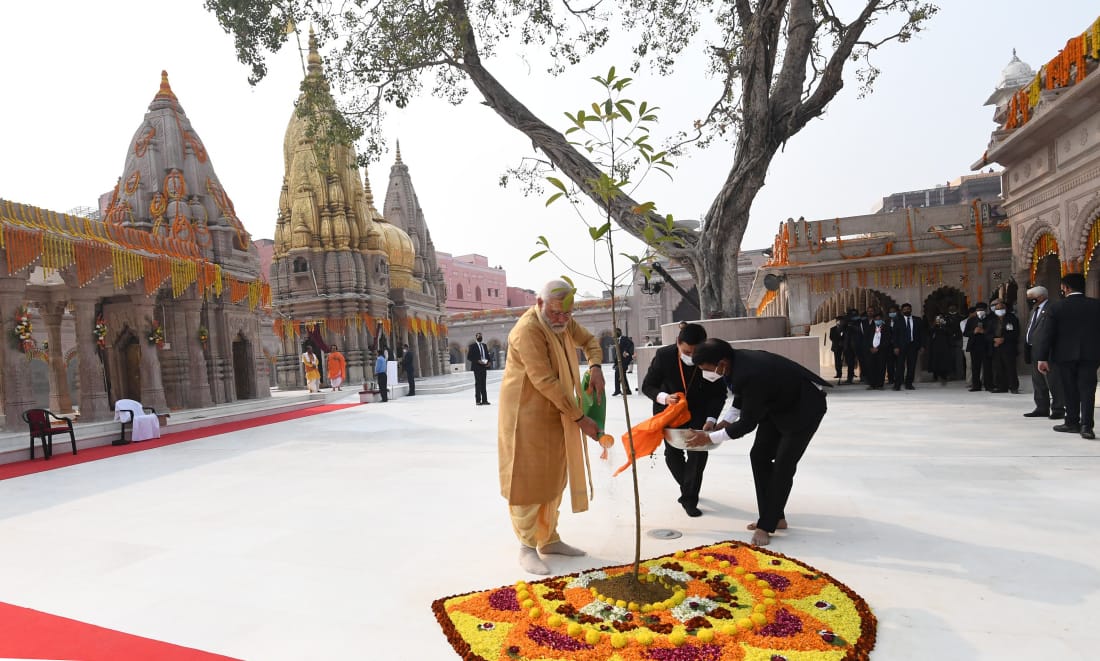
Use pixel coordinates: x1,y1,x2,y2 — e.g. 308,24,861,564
206,0,937,316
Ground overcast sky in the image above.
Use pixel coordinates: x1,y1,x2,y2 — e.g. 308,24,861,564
2,2,1096,295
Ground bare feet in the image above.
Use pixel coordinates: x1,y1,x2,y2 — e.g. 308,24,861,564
746,519,787,531
539,541,586,557
751,529,770,546
519,546,550,574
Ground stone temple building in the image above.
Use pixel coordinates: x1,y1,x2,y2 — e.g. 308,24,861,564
269,31,447,389
974,22,1100,302
0,71,271,429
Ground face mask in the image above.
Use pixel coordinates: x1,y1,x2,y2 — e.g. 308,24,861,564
680,353,694,366
701,369,722,382
994,309,1006,317
977,311,986,319
888,312,897,318
874,320,884,327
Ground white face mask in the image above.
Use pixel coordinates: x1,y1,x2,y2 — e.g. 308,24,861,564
977,311,986,319
680,353,694,366
701,370,722,382
994,309,1006,317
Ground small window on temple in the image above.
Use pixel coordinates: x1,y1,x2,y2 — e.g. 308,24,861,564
293,257,308,273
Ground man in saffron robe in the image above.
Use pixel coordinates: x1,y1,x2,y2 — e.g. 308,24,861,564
301,346,320,393
499,280,605,575
327,344,347,391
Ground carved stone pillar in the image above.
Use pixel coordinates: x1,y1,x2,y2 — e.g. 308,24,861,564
70,294,110,421
42,302,74,413
182,298,214,408
131,297,168,411
0,279,35,430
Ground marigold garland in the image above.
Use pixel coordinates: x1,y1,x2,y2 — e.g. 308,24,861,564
434,540,876,661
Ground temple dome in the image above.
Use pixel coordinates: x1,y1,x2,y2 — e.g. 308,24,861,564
377,219,415,288
997,50,1035,90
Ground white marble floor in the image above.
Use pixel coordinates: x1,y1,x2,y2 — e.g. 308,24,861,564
0,376,1098,660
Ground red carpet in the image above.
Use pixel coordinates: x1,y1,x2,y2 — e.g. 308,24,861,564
0,601,239,660
0,403,359,482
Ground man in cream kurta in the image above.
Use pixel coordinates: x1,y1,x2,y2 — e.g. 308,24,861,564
499,280,605,575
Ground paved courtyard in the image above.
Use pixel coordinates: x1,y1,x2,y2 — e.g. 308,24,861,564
0,375,1098,660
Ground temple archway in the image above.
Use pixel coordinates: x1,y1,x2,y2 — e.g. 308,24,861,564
233,332,254,399
1033,254,1062,297
922,286,968,323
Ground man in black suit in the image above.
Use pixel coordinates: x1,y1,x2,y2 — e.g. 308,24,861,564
688,339,831,546
862,311,892,390
401,343,416,396
891,302,925,390
1036,273,1100,440
827,316,852,382
640,323,728,517
1022,286,1064,419
467,332,491,405
989,300,1020,393
964,302,994,391
611,328,634,396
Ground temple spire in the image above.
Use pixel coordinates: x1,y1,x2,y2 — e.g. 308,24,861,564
307,26,323,78
155,70,177,102
395,140,404,165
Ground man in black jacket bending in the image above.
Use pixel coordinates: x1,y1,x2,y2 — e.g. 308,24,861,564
640,324,728,517
688,339,830,546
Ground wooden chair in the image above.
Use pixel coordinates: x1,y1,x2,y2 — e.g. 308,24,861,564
21,409,77,460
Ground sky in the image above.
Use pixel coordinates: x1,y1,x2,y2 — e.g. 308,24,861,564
2,1,1096,295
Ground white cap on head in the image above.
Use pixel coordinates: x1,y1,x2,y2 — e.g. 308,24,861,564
1026,285,1047,299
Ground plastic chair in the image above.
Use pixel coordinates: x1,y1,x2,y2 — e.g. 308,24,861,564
113,399,162,444
21,409,77,460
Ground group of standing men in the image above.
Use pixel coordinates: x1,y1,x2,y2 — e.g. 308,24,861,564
828,302,932,390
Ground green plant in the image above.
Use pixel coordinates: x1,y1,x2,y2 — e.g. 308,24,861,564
532,67,680,587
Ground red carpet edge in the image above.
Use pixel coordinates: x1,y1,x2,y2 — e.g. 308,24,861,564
0,403,360,482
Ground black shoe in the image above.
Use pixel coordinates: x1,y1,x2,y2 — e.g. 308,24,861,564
905,384,915,390
1010,389,1020,394
968,387,982,392
1023,410,1050,418
1050,410,1066,420
892,385,901,391
845,379,854,384
483,402,491,405
682,504,702,517
612,392,621,396
1082,428,1096,440
1054,423,1082,433
991,389,1007,394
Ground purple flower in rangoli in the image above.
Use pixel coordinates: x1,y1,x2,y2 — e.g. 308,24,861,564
488,587,521,611
644,644,722,661
770,655,789,661
476,622,495,631
815,600,836,610
709,553,739,565
752,572,792,591
818,629,846,645
757,609,804,637
526,625,594,651
771,559,781,566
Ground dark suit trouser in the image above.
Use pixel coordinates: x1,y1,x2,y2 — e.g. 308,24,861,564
969,349,989,388
842,349,856,382
832,349,844,378
1056,360,1099,429
885,352,897,384
407,376,415,396
896,346,919,386
750,390,826,533
663,441,709,509
991,348,1019,391
376,372,388,401
613,360,632,394
473,366,488,403
1029,355,1063,413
